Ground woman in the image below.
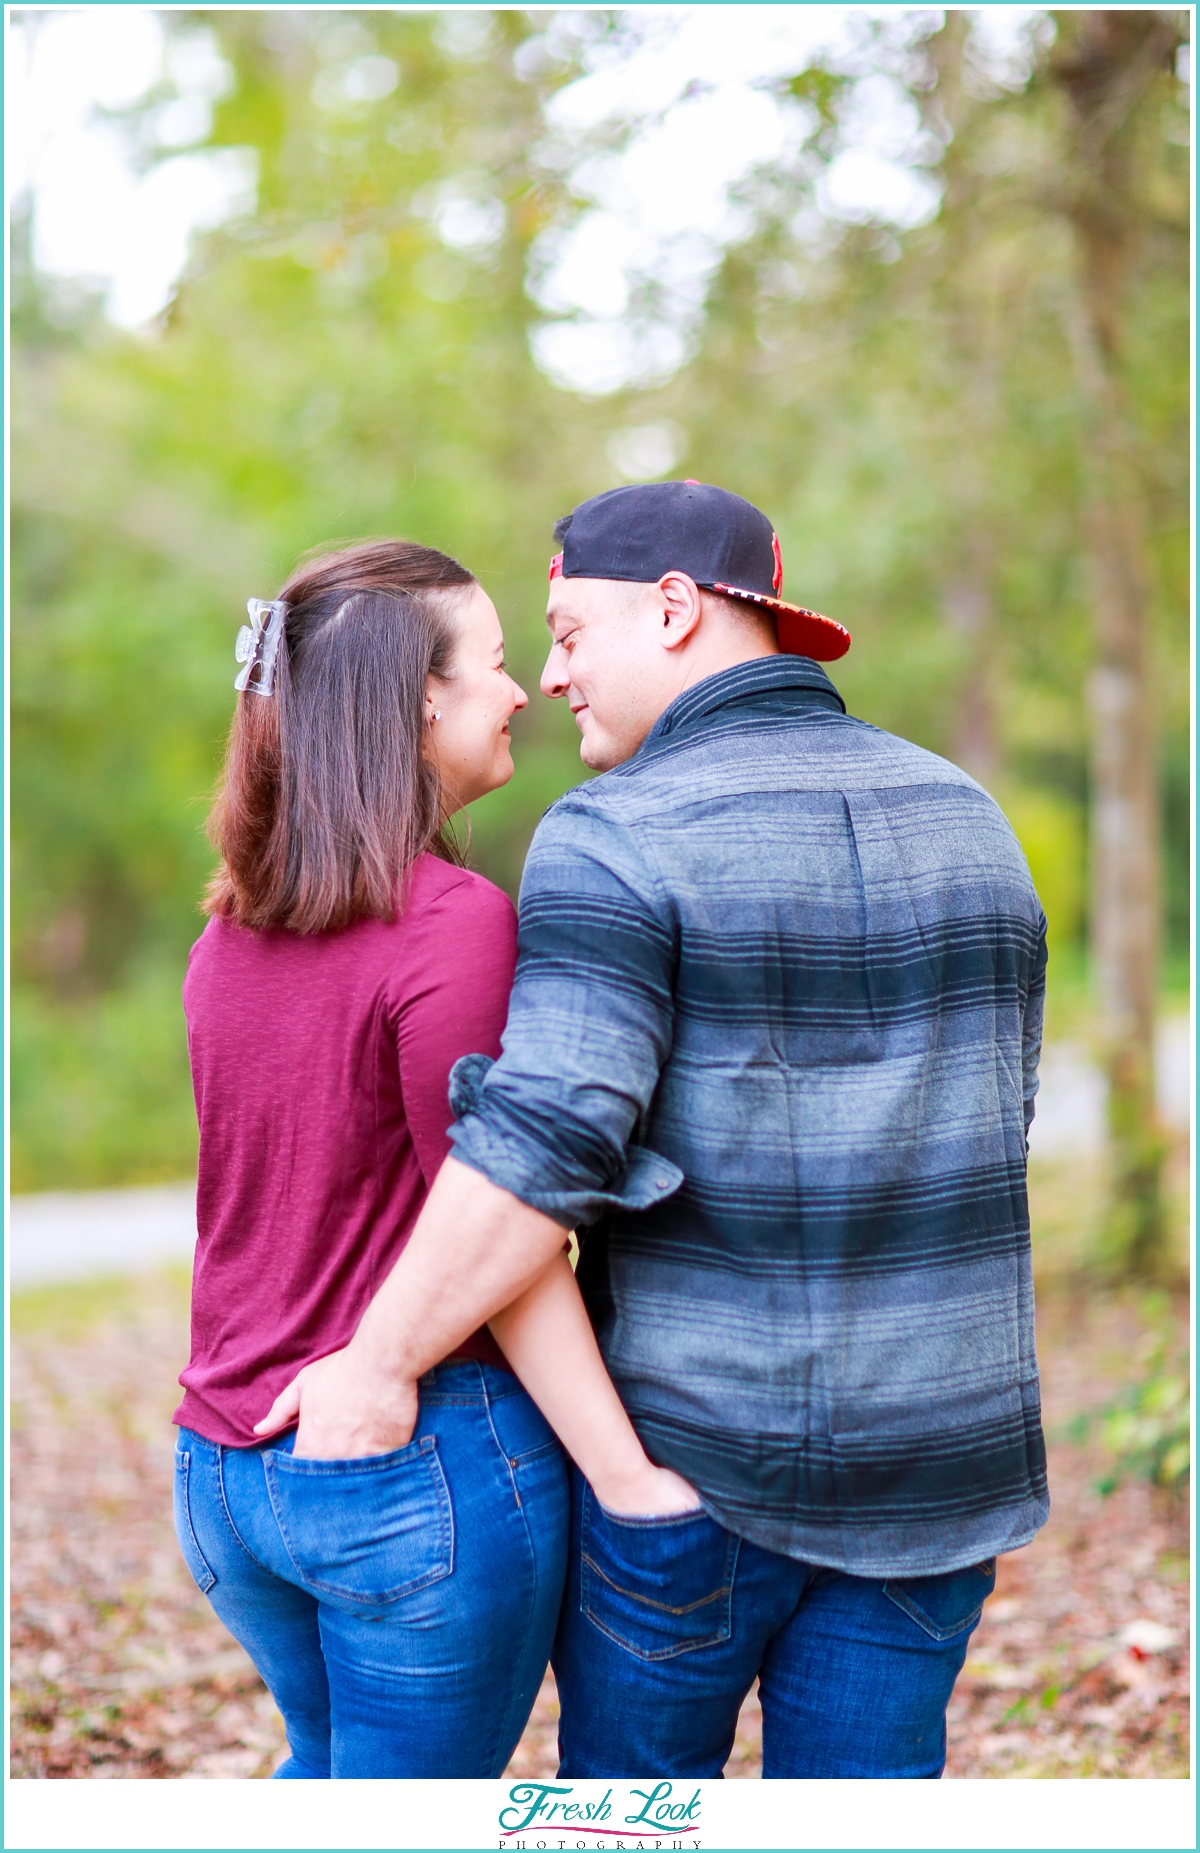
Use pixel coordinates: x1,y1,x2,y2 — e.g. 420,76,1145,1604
174,540,694,1780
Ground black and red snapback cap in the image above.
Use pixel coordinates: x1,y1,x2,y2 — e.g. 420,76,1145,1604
549,480,850,661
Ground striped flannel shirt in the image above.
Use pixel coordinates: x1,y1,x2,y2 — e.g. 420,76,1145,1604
450,655,1050,1576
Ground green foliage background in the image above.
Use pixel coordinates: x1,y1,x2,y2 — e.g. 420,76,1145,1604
11,9,1190,1190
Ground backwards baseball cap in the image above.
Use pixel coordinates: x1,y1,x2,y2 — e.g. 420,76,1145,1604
549,480,849,661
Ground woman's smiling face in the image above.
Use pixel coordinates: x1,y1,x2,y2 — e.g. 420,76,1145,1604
425,583,528,810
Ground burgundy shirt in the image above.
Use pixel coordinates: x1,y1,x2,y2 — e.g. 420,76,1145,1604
175,854,516,1447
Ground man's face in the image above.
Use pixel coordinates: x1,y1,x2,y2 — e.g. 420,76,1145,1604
541,578,672,771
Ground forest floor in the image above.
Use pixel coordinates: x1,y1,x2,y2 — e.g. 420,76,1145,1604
10,1152,1190,1782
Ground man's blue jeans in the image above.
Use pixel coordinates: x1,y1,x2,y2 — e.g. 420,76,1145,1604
174,1362,568,1778
552,1470,994,1779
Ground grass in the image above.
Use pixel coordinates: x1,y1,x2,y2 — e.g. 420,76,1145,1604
1027,1134,1191,1290
10,1265,192,1340
11,971,198,1192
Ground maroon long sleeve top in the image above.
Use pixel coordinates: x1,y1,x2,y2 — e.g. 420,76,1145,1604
175,854,516,1447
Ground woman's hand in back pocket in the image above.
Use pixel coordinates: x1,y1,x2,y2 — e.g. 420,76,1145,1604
592,1460,704,1518
489,1254,704,1518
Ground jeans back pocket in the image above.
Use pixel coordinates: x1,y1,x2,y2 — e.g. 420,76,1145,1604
882,1557,996,1642
580,1486,739,1662
264,1435,454,1610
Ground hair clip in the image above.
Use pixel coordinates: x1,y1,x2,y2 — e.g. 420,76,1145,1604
235,598,288,697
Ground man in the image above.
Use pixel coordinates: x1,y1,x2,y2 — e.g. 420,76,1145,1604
261,481,1049,1778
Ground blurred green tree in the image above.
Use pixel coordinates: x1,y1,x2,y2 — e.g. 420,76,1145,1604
627,6,1188,1272
1045,8,1187,1276
11,8,1190,1219
11,9,610,1185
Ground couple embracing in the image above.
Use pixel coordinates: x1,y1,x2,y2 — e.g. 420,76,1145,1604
173,481,1049,1780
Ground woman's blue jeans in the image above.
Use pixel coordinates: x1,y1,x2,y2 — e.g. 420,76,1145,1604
174,1361,568,1778
553,1469,995,1779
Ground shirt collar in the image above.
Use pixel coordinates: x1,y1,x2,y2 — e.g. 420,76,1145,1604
643,655,846,748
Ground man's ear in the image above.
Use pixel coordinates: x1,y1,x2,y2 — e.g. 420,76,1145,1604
657,572,703,652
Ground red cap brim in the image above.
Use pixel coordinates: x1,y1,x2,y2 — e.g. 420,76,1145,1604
710,583,850,661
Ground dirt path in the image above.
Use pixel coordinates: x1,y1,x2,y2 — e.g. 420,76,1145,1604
10,1265,1188,1780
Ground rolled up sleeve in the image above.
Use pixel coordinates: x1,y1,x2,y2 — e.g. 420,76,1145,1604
448,793,683,1228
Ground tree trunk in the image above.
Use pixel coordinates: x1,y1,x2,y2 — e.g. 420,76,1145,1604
1049,10,1181,1275
945,567,999,786
1083,409,1164,1273
931,15,1002,792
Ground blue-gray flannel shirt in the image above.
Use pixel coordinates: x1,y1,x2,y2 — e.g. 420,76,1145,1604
450,656,1049,1576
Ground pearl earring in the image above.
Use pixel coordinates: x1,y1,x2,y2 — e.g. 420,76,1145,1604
429,709,441,722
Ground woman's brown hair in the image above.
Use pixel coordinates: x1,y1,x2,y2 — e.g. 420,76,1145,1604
205,539,476,933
